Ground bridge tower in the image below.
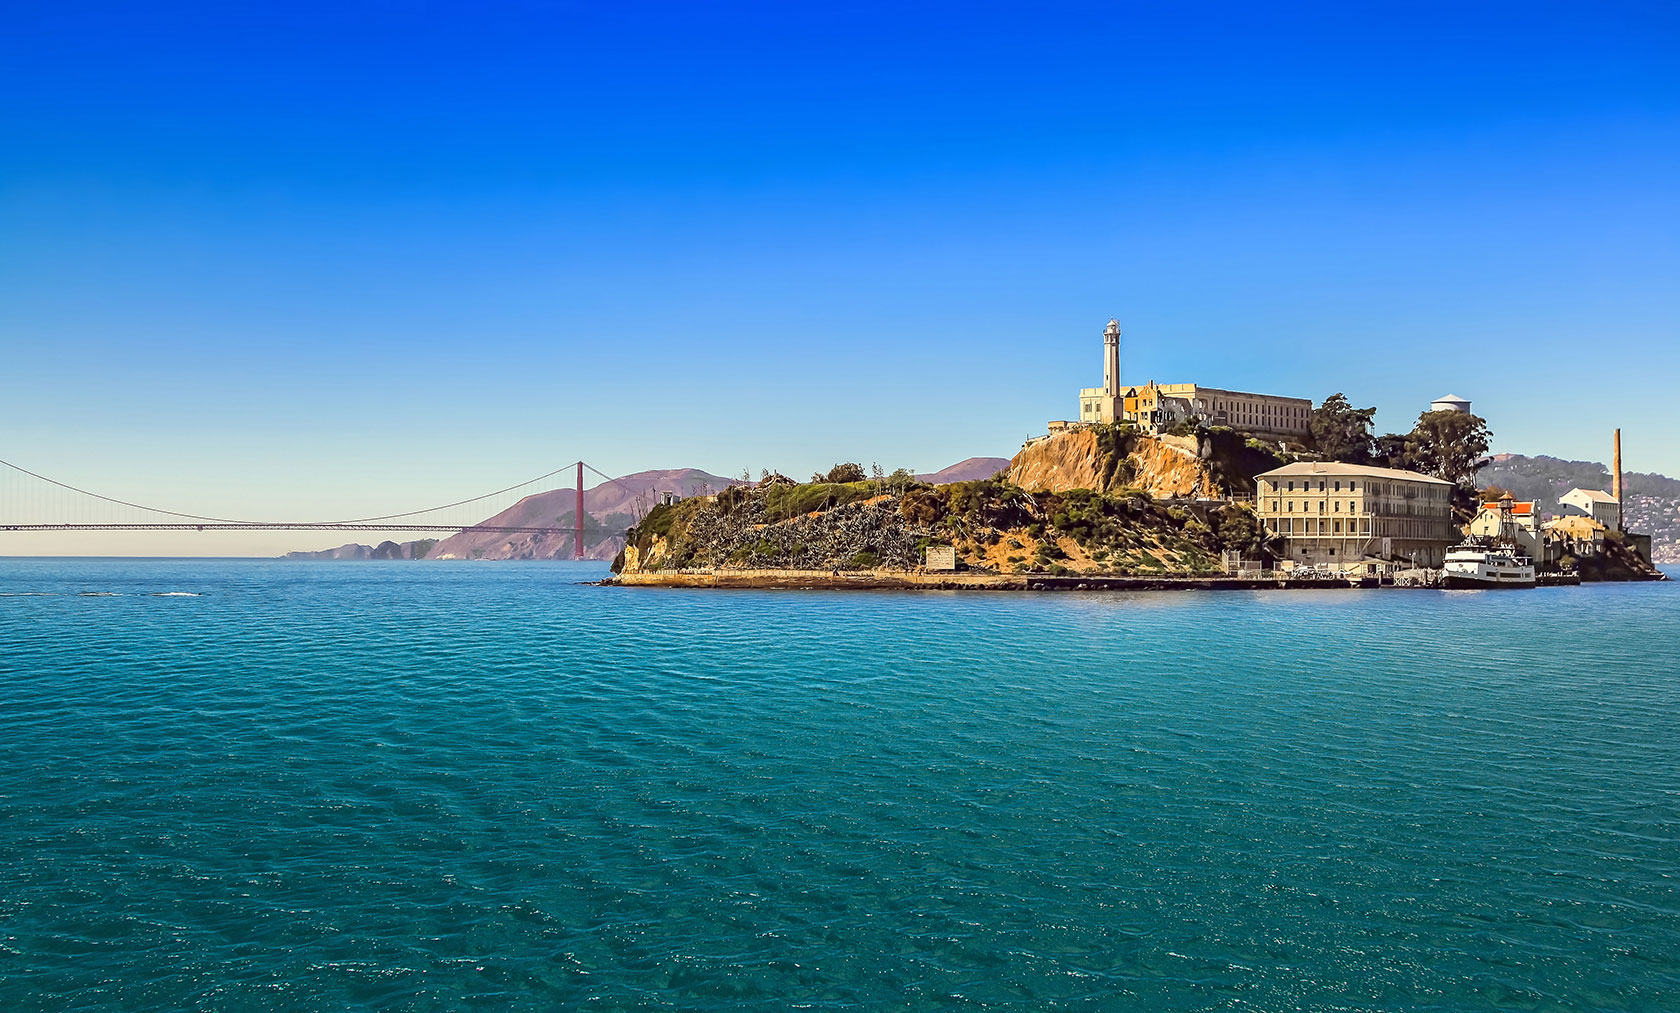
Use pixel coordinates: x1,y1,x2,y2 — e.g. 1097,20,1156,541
575,462,584,559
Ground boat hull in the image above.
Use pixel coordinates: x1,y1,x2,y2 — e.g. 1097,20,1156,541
1441,573,1537,590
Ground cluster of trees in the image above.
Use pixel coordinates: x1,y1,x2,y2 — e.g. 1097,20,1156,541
800,462,919,493
1309,393,1492,487
737,462,920,494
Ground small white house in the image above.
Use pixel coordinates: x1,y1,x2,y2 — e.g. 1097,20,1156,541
1558,488,1621,529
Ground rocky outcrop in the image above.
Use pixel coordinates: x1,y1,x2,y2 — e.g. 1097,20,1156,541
1127,435,1220,499
1008,429,1110,494
1007,428,1219,498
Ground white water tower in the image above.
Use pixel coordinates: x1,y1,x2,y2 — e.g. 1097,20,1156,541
1430,393,1471,414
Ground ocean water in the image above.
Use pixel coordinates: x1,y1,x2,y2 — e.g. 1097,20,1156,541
2,558,1677,1011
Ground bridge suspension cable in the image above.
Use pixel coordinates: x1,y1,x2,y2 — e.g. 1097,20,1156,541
0,455,635,537
0,456,253,523
328,461,583,524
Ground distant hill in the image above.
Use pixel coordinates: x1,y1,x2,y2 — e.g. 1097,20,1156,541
1476,454,1679,563
916,457,1011,484
284,539,436,561
426,468,745,561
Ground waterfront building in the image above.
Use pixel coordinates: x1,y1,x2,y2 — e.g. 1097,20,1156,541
1558,488,1621,529
1069,319,1312,438
1255,461,1458,569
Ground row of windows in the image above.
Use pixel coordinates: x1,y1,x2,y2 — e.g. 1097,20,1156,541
1271,518,1454,538
1267,478,1449,499
1275,500,1360,513
1273,518,1370,535
1210,399,1308,417
1278,479,1360,493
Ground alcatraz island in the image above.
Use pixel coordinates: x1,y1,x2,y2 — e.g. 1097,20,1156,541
608,319,1664,591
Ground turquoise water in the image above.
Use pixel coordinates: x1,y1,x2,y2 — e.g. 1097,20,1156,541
2,559,1677,1010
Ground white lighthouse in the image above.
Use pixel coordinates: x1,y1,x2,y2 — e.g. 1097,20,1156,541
1102,318,1120,396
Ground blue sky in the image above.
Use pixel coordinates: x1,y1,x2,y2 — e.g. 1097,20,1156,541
3,1,1678,554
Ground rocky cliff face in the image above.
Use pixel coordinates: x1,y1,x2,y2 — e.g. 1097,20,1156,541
1007,429,1219,498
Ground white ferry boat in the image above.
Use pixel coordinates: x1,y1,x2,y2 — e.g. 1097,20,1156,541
1441,540,1537,589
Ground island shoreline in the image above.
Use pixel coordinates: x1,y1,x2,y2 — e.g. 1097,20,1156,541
601,569,1599,592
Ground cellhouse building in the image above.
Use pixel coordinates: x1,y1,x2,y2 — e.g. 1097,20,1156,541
1071,319,1313,439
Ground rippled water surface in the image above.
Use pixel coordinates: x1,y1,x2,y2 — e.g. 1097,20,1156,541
3,558,1678,1010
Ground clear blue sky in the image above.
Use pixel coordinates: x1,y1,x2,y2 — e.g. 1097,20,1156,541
3,1,1678,554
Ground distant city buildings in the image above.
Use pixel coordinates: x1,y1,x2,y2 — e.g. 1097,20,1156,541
1254,461,1458,568
1063,319,1312,439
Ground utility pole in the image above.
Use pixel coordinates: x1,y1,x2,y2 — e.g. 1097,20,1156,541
575,461,584,559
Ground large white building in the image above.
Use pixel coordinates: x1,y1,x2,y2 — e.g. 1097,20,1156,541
1071,319,1312,439
1255,461,1458,569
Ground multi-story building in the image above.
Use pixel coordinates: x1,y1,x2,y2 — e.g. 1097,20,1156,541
1255,462,1458,569
1071,319,1312,438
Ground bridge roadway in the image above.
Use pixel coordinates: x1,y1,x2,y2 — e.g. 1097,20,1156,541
1,523,569,533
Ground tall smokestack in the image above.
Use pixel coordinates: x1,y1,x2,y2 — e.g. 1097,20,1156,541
576,461,585,559
1613,429,1623,530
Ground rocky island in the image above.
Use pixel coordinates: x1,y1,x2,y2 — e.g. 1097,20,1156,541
609,427,1286,589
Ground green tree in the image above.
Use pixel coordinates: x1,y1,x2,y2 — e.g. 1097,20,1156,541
813,462,867,484
1406,410,1492,487
1310,393,1377,462
1370,432,1412,469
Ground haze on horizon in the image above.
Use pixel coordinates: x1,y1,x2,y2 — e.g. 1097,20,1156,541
3,1,1677,556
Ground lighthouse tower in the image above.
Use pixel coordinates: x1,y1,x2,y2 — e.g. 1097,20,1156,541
1102,318,1120,396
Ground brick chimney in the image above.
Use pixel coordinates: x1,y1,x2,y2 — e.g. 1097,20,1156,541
1613,428,1623,530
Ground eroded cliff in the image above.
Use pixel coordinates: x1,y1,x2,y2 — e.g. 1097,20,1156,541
1007,428,1221,498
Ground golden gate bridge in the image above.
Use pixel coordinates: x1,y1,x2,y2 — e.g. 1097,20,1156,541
0,457,646,558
